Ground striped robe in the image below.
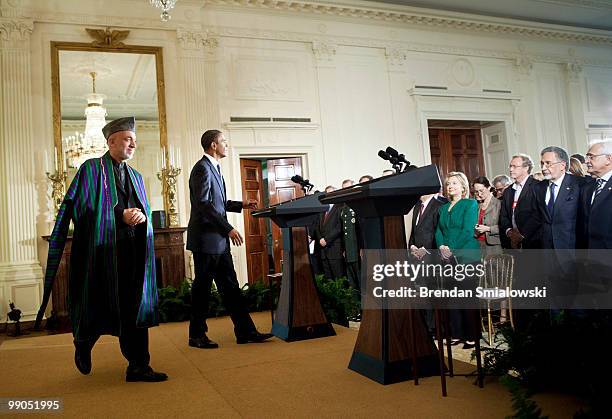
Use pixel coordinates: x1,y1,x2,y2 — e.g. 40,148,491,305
36,152,158,340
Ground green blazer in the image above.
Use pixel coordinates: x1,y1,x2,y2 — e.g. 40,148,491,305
435,198,480,263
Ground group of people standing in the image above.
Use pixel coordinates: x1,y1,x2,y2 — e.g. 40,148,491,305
407,141,612,346
39,114,612,381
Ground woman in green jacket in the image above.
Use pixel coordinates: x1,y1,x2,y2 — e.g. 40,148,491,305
435,171,481,349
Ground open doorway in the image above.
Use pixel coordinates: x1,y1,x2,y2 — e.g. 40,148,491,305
427,119,507,183
239,157,304,284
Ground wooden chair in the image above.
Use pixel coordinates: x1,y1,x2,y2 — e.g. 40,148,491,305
478,254,515,345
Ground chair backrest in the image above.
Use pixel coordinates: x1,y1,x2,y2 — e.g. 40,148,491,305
480,254,514,289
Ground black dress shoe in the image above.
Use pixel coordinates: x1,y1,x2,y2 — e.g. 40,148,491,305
74,341,92,375
462,342,476,349
126,366,168,382
236,331,274,344
189,336,219,349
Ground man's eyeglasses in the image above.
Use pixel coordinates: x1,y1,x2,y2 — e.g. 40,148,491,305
585,153,609,160
540,161,563,168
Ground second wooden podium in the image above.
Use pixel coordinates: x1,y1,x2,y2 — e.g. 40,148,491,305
253,193,335,341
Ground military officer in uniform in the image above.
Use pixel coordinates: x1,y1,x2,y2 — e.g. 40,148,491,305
340,179,361,291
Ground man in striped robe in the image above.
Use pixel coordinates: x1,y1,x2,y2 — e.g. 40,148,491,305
36,117,167,382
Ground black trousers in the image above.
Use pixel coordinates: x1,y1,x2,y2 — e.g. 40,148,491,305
190,252,256,339
76,236,150,368
346,260,360,291
321,256,346,280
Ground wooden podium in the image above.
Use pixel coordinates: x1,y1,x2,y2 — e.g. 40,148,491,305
252,193,335,341
320,165,442,384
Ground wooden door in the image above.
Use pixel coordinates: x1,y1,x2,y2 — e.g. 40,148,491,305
428,128,485,186
267,157,304,273
240,159,268,284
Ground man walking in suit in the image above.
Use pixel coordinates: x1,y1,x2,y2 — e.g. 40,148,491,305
314,185,346,279
499,154,541,249
535,146,584,250
187,130,273,349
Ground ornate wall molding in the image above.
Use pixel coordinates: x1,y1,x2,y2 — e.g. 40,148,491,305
0,18,33,44
206,0,612,46
514,55,534,76
312,40,336,62
564,62,584,81
385,46,407,68
213,25,612,69
177,28,219,59
28,10,200,31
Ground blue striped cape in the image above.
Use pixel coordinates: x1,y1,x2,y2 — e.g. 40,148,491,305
35,152,159,339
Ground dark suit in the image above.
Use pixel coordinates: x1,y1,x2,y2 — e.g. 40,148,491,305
409,196,446,250
187,155,256,339
534,174,583,249
409,196,446,331
314,204,345,279
578,174,612,304
535,174,585,305
499,176,541,249
580,174,612,249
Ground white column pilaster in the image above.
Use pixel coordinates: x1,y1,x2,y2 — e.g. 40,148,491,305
563,61,588,154
0,18,44,322
312,41,338,185
512,53,541,158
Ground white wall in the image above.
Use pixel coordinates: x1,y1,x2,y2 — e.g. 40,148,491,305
1,0,612,320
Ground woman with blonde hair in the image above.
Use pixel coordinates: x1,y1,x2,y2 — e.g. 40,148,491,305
435,171,481,349
569,156,586,177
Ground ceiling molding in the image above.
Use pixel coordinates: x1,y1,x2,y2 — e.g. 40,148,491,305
205,0,612,46
212,24,612,68
533,0,612,11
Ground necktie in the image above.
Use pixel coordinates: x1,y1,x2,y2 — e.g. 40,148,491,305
417,202,425,224
547,182,556,216
593,178,605,201
216,164,222,176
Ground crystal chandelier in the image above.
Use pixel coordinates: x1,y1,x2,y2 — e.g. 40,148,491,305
64,72,108,169
149,0,177,22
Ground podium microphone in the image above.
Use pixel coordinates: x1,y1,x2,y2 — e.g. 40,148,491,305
378,150,391,161
291,175,314,192
385,146,416,171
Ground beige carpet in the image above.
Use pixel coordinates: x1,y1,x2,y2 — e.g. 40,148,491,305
0,312,579,418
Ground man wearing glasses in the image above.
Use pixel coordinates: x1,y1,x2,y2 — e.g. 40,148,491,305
534,146,585,250
499,154,541,249
581,140,612,250
492,174,512,200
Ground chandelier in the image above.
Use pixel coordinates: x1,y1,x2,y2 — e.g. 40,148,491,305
149,0,177,22
64,72,108,169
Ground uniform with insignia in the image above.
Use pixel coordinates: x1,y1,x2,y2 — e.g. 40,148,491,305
341,204,360,290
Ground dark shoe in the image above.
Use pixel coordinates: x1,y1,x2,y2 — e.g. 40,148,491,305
189,336,219,349
74,341,92,375
126,366,168,382
236,331,274,344
462,342,476,349
450,339,462,346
